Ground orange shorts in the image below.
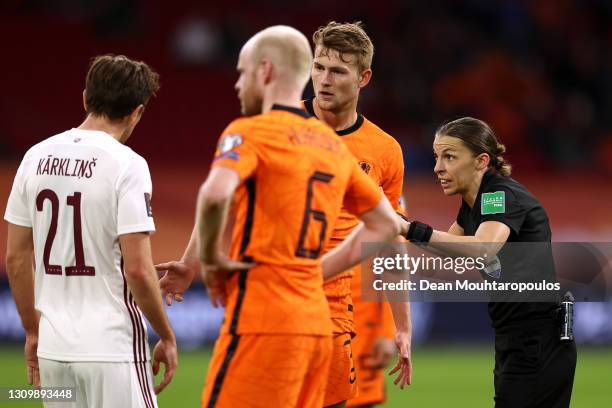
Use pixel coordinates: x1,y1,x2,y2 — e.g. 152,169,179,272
346,308,387,407
201,332,332,408
323,332,358,406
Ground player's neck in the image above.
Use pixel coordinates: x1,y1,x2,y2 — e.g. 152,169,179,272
462,172,485,208
78,115,130,143
261,86,303,113
313,98,358,132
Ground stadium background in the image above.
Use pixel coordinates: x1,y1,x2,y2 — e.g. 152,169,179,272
0,1,610,406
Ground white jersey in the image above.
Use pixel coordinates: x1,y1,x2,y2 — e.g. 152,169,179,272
5,129,155,362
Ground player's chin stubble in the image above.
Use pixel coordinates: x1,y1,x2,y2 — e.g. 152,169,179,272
317,98,336,112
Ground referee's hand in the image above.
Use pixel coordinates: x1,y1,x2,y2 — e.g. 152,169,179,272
388,331,412,389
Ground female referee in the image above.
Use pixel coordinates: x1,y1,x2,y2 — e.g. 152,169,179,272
401,117,577,407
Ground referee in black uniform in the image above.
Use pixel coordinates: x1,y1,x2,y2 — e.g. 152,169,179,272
401,117,577,407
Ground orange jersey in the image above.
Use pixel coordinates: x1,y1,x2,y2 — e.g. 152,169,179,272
303,99,405,334
211,105,383,336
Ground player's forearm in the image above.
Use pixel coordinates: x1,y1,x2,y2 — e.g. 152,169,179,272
323,222,397,280
197,194,231,264
6,253,39,336
181,225,201,279
380,301,396,339
388,301,412,335
125,267,175,342
428,231,504,260
182,225,198,261
385,236,411,335
321,224,363,279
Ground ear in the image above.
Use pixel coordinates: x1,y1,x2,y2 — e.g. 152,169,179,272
358,68,372,89
82,90,88,112
259,58,274,85
134,103,144,118
126,104,145,126
475,153,490,170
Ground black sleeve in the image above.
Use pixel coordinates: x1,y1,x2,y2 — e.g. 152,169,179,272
479,185,526,235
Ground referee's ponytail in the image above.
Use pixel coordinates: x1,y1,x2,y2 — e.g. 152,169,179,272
436,117,512,176
493,142,512,176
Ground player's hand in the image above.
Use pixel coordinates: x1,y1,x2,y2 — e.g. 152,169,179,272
24,334,40,388
152,338,178,394
202,265,228,308
201,255,254,308
388,330,412,389
155,260,197,306
365,336,396,368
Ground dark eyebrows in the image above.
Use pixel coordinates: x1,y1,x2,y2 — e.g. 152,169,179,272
433,147,458,156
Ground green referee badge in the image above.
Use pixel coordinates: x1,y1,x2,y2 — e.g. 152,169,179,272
481,191,505,215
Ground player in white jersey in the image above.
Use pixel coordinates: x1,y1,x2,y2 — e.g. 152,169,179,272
4,55,177,408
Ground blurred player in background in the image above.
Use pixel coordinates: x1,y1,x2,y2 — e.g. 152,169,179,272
156,25,409,408
4,55,177,408
304,21,411,407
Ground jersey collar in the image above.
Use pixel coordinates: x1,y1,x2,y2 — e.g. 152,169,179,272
71,128,118,143
464,169,496,210
480,169,496,192
303,98,364,136
271,104,310,119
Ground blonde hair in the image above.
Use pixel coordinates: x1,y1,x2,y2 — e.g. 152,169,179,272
312,21,374,72
249,25,312,89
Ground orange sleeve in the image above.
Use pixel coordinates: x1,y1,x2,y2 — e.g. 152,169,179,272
381,139,405,212
343,159,383,216
211,119,258,181
380,302,396,339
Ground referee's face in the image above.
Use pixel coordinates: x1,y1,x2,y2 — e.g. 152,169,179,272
433,135,480,196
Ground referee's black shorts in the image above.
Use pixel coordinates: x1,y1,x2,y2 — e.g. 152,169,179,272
493,318,577,408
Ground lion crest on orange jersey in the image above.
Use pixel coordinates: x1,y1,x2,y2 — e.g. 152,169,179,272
359,161,372,174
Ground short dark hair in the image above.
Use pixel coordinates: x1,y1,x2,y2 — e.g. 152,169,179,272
436,117,512,176
312,21,374,72
85,54,160,120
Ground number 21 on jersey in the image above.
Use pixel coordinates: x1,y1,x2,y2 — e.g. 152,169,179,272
36,189,96,276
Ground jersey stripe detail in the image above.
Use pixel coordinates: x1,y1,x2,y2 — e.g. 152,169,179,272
207,335,241,408
130,292,155,408
121,258,153,408
238,178,256,256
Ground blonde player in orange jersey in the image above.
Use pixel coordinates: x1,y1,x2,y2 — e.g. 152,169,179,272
304,21,412,408
155,25,411,408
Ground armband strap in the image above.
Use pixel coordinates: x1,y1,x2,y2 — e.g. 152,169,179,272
406,220,433,243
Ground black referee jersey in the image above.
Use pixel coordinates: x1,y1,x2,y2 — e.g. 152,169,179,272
456,169,576,408
456,169,558,328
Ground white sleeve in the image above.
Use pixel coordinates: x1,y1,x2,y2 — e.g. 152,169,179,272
4,159,32,227
116,155,155,235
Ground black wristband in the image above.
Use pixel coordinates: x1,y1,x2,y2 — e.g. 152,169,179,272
406,220,433,243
